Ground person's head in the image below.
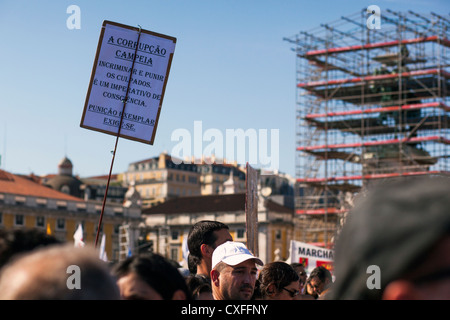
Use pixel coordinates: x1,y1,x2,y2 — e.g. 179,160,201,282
187,220,232,276
113,253,192,300
187,253,197,274
210,241,263,300
0,228,61,270
0,244,120,300
305,277,318,299
327,175,450,300
291,262,307,293
309,266,332,296
185,274,213,300
258,261,300,300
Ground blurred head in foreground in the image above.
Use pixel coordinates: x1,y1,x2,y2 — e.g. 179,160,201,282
113,253,192,300
327,175,450,300
0,244,120,300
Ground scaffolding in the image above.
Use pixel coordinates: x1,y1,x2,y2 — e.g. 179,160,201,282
285,9,449,247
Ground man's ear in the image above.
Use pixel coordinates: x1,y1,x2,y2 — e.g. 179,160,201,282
211,269,220,287
200,243,213,257
382,280,421,300
267,283,276,296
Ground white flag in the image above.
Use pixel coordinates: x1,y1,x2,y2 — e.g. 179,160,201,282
73,224,85,248
99,233,108,262
181,233,189,268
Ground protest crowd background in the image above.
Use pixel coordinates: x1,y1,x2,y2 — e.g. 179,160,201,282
0,175,449,300
0,4,449,303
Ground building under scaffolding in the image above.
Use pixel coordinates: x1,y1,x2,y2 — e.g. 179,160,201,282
285,9,449,247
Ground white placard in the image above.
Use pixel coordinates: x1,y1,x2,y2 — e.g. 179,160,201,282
80,20,176,144
289,240,334,275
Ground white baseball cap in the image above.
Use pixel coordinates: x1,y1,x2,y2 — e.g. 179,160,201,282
212,241,263,270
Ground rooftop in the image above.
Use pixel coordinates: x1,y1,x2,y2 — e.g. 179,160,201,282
142,193,292,215
0,169,82,202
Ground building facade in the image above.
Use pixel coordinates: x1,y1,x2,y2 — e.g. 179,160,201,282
140,193,294,266
0,169,141,261
122,153,247,207
122,153,201,207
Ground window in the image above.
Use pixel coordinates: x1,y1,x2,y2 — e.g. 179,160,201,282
61,185,70,194
170,248,178,262
36,216,45,228
56,201,67,210
171,231,179,240
275,230,282,240
237,229,245,239
56,218,65,230
36,199,47,208
15,214,24,226
188,176,197,184
15,196,26,205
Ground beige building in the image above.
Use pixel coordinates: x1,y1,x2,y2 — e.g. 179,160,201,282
122,153,247,207
199,162,246,195
140,192,294,266
122,153,201,207
0,169,141,262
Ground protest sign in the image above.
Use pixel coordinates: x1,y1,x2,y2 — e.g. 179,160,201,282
289,240,334,274
80,20,176,144
80,20,176,247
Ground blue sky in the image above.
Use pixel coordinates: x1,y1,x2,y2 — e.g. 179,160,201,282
0,0,448,178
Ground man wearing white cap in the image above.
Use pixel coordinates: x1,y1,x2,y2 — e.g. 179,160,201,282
210,241,263,300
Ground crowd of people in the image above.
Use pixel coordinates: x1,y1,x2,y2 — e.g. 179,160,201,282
0,175,448,300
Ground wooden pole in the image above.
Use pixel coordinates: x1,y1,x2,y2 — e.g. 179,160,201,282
245,163,259,256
